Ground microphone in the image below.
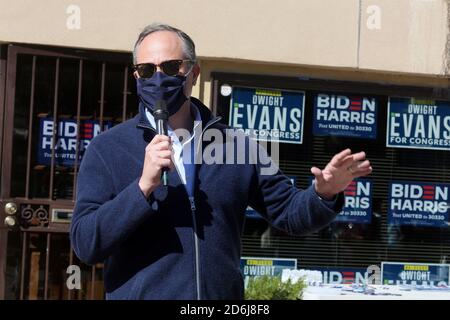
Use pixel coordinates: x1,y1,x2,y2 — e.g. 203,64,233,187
153,100,170,186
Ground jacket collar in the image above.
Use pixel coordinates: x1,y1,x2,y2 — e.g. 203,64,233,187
136,97,222,132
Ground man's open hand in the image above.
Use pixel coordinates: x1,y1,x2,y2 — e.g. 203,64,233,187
311,149,372,200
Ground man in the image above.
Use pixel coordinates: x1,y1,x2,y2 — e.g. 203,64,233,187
70,23,372,300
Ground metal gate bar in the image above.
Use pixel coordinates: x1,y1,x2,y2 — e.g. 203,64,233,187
43,233,50,299
90,265,96,300
99,62,106,128
1,46,18,199
0,46,8,197
48,58,60,200
122,66,129,123
68,248,74,300
72,59,83,200
19,231,28,299
24,56,36,199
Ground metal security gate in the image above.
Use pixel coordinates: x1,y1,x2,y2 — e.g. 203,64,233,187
0,44,137,299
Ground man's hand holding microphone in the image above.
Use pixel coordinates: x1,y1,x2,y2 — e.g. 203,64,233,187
139,100,173,198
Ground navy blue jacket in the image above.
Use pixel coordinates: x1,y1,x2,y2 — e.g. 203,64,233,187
70,98,344,300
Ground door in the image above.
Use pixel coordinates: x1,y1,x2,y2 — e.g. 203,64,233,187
0,44,138,299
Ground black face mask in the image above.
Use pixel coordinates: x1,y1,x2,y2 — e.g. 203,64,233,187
136,71,188,116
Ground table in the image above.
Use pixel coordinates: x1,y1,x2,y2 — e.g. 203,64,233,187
302,284,450,300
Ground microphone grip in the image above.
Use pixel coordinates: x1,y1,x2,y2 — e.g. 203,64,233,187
156,119,169,186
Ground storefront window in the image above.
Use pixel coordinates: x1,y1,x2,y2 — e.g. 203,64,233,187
213,72,450,282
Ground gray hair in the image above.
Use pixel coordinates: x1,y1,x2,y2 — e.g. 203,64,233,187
133,23,197,65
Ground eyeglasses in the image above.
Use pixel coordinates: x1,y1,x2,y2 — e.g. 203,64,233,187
134,59,194,78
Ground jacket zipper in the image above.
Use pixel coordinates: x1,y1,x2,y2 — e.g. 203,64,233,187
138,115,222,300
189,196,201,300
188,118,221,300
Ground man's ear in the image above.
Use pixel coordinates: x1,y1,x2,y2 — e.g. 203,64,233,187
133,70,139,79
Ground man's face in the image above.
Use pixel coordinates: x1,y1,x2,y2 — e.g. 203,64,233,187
134,30,200,99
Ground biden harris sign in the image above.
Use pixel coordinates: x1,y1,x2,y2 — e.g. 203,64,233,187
388,181,450,228
340,179,372,224
229,86,305,144
309,177,372,224
38,118,112,166
313,93,377,139
387,97,450,151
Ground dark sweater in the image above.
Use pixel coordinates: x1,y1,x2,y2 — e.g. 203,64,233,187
70,98,344,300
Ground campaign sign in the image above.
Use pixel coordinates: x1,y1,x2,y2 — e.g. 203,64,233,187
309,177,372,224
387,97,450,151
246,177,296,219
240,257,297,287
38,118,112,166
307,267,370,285
229,86,305,144
340,179,372,224
313,92,377,139
381,262,450,286
388,181,450,228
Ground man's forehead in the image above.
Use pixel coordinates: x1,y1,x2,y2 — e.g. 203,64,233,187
138,31,183,58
